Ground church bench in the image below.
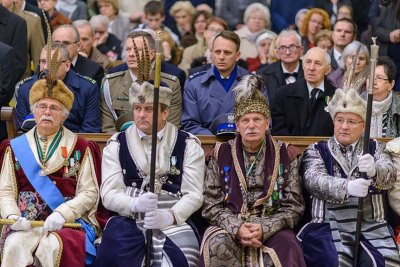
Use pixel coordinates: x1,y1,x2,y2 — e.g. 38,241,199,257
1,107,393,155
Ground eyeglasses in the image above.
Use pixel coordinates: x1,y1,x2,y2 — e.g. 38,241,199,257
309,19,324,27
54,40,79,46
276,45,301,53
36,104,63,113
39,59,68,65
334,118,364,127
374,76,389,83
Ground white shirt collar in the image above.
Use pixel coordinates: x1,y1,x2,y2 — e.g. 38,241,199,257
306,81,325,96
71,56,78,66
333,47,342,63
136,125,166,141
129,70,137,82
281,62,300,74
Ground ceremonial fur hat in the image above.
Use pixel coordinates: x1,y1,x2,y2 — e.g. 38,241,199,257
233,74,270,120
327,88,366,121
29,79,74,111
327,43,367,121
129,81,172,107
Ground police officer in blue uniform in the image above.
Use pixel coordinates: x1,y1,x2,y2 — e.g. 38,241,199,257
181,31,250,135
16,43,101,133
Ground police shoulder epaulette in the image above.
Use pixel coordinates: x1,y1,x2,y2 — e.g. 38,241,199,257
189,70,207,80
160,72,177,82
77,73,96,84
105,71,125,79
17,76,34,87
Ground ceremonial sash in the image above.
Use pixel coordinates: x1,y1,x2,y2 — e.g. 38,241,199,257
10,134,96,264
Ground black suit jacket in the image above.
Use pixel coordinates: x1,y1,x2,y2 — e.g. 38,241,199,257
272,78,337,136
72,54,104,87
0,42,17,142
257,60,304,109
0,5,27,83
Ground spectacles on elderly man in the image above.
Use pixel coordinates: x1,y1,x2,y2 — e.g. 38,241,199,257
334,117,364,127
36,104,63,113
276,45,301,53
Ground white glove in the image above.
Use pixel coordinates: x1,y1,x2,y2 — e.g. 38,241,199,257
8,215,30,231
144,209,174,230
130,192,158,213
43,212,65,232
347,179,372,197
358,154,377,177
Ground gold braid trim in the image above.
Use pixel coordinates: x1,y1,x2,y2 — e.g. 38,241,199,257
261,245,282,267
231,139,249,217
52,232,63,267
213,142,223,160
253,138,280,207
200,226,228,267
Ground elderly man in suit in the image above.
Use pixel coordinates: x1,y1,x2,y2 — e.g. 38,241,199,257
52,24,104,87
257,30,304,108
272,47,336,136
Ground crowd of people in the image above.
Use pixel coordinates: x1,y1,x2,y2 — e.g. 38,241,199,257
1,0,400,266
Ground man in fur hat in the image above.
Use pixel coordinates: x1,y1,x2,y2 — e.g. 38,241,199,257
94,78,205,266
0,75,107,266
298,87,400,266
200,74,306,267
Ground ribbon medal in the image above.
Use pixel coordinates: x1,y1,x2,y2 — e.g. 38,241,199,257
64,150,81,178
169,156,180,175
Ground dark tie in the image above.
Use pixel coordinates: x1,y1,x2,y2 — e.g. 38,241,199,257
309,88,320,109
284,72,298,79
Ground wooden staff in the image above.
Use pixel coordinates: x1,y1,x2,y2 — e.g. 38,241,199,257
354,37,379,267
145,30,163,267
0,219,81,229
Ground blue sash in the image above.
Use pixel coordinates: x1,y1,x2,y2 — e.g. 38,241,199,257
10,134,96,264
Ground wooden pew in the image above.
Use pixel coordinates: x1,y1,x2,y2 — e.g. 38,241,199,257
1,107,392,154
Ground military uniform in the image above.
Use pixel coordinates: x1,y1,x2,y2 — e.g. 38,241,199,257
181,66,249,135
16,69,101,133
14,8,45,79
100,70,182,133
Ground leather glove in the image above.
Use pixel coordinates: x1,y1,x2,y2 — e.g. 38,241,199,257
43,212,65,232
130,192,158,213
358,154,377,177
9,215,30,231
347,178,372,197
144,209,174,230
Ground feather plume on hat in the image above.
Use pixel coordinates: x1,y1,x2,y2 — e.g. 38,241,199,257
29,10,74,111
327,45,367,121
233,74,270,120
128,32,172,107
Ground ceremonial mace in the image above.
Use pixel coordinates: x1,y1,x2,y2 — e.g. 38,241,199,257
145,31,163,267
354,37,379,267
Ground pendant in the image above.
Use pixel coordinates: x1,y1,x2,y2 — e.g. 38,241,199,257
39,169,46,176
249,156,256,163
